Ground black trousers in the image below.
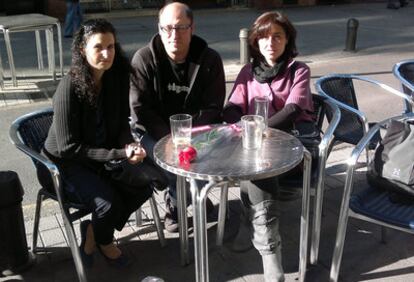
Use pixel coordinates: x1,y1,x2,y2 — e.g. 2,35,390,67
39,158,153,245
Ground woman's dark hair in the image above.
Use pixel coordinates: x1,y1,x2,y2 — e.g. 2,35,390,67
248,11,298,63
70,18,131,106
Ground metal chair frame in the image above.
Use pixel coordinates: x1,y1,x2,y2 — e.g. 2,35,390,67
393,59,414,113
329,113,414,282
9,108,165,282
316,74,414,162
314,74,414,265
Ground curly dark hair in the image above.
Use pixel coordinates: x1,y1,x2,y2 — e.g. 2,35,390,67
70,18,131,106
248,11,298,63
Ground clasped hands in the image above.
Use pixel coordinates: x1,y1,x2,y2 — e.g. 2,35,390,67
125,142,146,164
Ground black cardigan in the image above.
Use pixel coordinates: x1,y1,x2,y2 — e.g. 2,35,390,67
44,71,133,167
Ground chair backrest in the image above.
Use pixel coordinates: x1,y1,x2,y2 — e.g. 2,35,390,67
316,75,365,145
14,108,53,156
393,60,414,113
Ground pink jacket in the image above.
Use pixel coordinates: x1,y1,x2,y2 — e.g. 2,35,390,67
227,60,314,122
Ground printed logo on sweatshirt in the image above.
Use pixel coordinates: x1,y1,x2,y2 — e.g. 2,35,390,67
168,83,190,94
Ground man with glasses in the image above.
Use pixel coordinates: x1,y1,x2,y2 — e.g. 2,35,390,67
130,2,225,232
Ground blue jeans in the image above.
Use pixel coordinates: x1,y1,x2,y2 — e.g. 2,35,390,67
64,1,83,37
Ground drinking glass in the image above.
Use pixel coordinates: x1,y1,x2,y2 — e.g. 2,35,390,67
169,114,192,147
241,115,264,150
254,96,269,129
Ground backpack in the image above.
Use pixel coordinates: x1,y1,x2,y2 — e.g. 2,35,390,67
367,119,414,202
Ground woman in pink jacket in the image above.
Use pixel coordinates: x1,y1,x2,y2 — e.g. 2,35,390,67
223,11,314,282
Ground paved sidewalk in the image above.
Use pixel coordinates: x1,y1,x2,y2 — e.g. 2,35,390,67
2,147,414,282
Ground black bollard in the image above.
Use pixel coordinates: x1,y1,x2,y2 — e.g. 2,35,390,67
344,18,359,52
239,28,250,65
0,171,34,276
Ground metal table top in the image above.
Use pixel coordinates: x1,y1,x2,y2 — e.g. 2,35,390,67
154,124,304,182
0,14,58,31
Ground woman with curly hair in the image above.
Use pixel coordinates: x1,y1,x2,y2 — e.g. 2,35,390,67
223,11,315,282
42,19,167,268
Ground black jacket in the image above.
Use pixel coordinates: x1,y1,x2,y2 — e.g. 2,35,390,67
129,34,226,140
44,71,133,168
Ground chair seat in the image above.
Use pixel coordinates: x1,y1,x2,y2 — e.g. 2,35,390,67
350,187,414,230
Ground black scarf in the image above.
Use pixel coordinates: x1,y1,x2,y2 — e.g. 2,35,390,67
252,59,287,83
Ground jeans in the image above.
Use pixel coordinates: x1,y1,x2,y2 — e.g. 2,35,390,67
64,1,83,37
240,177,282,256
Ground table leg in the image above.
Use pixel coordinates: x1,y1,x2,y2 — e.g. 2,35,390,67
0,53,4,89
216,182,228,246
177,176,189,265
46,28,56,81
35,30,44,70
190,179,226,282
4,30,17,87
55,23,64,77
298,150,312,282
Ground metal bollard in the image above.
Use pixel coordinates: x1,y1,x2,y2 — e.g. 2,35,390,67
239,28,250,64
0,171,34,276
344,18,359,52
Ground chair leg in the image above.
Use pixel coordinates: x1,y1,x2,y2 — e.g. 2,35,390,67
216,182,229,246
32,192,44,254
35,30,44,70
135,208,142,226
149,195,166,248
329,197,352,282
4,30,17,87
310,151,328,265
60,208,88,282
0,52,4,89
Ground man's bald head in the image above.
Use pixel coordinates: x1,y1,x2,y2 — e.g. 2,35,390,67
159,2,193,25
158,2,194,62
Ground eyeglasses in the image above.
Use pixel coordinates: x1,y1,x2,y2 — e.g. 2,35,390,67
158,24,192,34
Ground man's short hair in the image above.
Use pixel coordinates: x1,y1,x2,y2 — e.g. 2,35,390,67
158,2,194,24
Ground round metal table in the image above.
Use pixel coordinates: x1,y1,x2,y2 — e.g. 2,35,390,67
154,124,311,282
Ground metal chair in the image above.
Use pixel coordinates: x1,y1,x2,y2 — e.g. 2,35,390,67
9,108,165,282
329,113,414,282
393,59,414,113
315,74,414,160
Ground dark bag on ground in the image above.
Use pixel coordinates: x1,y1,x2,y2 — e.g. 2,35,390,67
367,119,414,203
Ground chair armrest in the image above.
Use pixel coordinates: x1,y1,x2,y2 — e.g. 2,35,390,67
393,60,414,93
319,98,341,153
9,124,65,204
350,74,414,109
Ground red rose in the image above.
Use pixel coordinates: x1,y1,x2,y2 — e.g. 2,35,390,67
178,146,197,168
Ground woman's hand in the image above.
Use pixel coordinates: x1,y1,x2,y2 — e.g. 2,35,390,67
125,143,146,164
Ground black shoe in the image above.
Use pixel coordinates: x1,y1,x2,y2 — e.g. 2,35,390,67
97,244,130,268
400,0,409,7
387,3,400,9
79,220,94,268
164,193,215,233
164,194,179,233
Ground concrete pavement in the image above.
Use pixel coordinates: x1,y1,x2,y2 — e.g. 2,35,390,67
0,1,413,281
